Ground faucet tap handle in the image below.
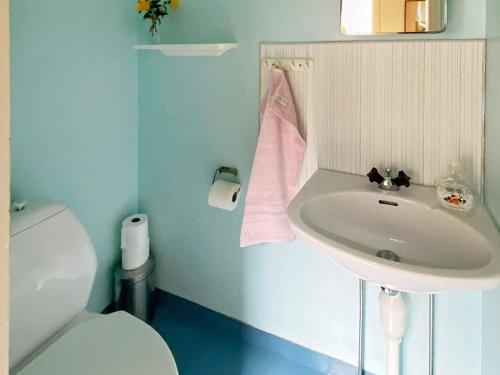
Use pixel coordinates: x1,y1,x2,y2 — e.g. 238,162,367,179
392,171,411,188
367,168,384,184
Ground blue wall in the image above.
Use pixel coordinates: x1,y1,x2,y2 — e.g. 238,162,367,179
482,0,500,373
10,0,139,312
138,1,486,374
10,0,497,373
485,2,500,226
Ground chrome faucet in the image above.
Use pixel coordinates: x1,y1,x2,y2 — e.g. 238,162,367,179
367,168,411,191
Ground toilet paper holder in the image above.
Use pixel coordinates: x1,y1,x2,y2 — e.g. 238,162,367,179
212,166,239,184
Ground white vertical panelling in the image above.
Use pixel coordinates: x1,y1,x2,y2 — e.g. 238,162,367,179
260,40,485,194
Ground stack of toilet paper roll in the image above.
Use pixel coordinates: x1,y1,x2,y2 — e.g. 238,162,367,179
121,214,150,271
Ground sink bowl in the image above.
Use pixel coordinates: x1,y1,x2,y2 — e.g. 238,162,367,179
287,170,500,293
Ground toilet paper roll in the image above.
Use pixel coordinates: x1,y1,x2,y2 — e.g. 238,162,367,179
208,180,241,211
122,240,150,271
121,214,149,249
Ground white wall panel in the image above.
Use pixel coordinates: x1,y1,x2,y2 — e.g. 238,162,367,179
261,40,485,194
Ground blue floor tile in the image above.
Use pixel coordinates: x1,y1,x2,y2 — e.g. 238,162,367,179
151,292,325,375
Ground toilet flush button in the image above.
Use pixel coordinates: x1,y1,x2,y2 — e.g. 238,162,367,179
12,201,27,212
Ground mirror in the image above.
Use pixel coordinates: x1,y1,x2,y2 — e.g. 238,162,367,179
341,0,447,35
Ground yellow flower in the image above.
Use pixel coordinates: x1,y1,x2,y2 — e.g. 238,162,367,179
170,0,179,10
136,0,151,12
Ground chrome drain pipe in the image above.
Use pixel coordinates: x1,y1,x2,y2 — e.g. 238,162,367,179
358,279,366,375
428,294,435,375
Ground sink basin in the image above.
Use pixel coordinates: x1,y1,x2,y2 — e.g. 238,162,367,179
287,169,500,293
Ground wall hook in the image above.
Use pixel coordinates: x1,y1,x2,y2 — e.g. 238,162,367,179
263,58,314,72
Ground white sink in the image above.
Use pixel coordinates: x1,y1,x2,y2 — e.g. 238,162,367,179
288,169,500,293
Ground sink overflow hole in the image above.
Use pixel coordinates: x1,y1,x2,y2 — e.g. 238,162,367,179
377,250,400,263
379,200,399,207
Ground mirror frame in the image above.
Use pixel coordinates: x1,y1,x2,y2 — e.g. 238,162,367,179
340,0,448,36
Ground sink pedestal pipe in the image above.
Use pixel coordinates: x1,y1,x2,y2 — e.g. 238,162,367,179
379,288,407,375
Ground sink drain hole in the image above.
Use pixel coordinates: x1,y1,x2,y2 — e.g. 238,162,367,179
377,250,400,262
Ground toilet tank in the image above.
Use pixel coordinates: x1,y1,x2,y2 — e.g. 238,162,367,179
9,200,97,369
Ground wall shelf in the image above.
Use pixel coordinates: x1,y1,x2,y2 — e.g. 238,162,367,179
133,43,239,57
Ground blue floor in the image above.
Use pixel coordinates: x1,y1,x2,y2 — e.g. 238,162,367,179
151,292,325,375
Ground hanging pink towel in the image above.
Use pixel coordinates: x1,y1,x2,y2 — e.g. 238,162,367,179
240,69,306,247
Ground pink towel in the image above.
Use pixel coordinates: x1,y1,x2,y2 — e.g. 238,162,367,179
240,69,306,247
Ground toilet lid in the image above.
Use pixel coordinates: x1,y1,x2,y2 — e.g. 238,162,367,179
17,312,178,375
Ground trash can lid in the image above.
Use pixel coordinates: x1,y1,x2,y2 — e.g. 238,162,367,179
115,256,155,283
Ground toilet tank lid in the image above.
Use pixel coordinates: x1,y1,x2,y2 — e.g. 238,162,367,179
10,200,68,237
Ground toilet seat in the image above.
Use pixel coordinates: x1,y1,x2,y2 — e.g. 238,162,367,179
17,312,178,375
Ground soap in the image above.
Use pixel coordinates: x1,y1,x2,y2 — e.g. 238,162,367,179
436,164,474,212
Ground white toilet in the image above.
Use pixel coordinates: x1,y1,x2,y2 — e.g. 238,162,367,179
9,200,178,375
